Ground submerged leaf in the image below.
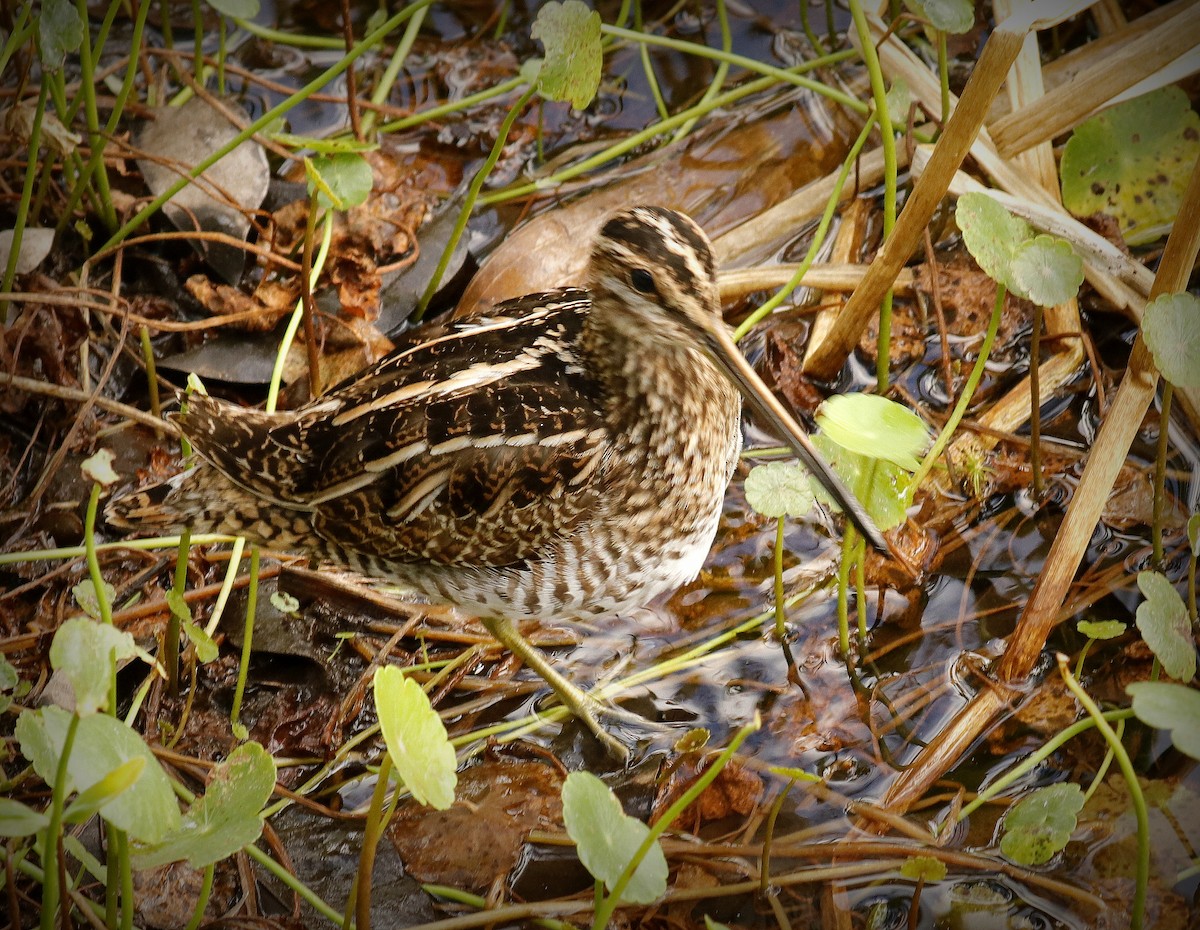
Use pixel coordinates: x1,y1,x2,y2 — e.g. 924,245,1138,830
999,783,1084,866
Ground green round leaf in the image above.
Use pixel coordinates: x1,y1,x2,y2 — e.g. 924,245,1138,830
132,742,276,869
884,79,912,127
744,462,816,519
1188,513,1200,557
270,590,300,614
1076,619,1127,641
999,783,1084,866
955,192,1031,292
899,855,948,881
306,153,374,211
50,618,139,716
16,706,181,843
38,0,85,71
72,579,115,621
816,393,930,473
1009,235,1084,308
1135,571,1196,683
908,0,974,33
374,665,456,810
1061,86,1200,246
530,0,602,109
1142,292,1200,388
562,771,667,905
1127,681,1200,761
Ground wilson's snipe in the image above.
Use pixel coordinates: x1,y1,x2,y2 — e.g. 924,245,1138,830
111,206,885,758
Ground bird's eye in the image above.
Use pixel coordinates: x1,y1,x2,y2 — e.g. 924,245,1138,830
630,268,656,294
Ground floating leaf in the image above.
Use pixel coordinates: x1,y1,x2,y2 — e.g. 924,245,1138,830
900,855,948,881
1076,620,1127,641
206,0,260,18
816,393,930,472
1135,571,1196,682
373,665,456,810
1127,681,1200,761
744,462,815,519
0,798,49,837
530,0,602,109
955,192,1030,293
306,153,374,211
562,771,667,905
999,783,1084,866
1061,86,1200,246
15,707,180,843
38,0,85,71
1142,293,1200,389
82,449,118,486
1009,235,1084,308
49,618,138,715
133,742,276,869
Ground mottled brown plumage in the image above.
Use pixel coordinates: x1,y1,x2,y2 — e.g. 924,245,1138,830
110,206,882,757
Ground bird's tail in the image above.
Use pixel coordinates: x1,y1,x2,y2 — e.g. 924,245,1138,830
105,466,226,535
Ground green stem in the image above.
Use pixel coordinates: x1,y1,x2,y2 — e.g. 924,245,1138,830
1152,382,1173,566
184,864,214,930
191,0,204,81
362,4,428,137
116,827,133,930
0,8,34,76
1058,657,1147,929
1082,719,1124,806
55,0,153,236
836,530,854,659
798,0,826,56
956,708,1133,821
936,30,950,126
732,113,876,341
348,753,393,930
39,713,80,930
168,530,191,697
139,326,163,429
849,0,896,393
481,52,857,208
373,76,524,134
911,283,1006,491
267,212,334,412
670,0,731,143
244,844,347,926
601,24,865,113
415,83,538,318
73,0,117,231
99,0,436,254
229,546,260,733
1030,303,1044,498
772,517,787,639
0,77,47,326
592,718,760,929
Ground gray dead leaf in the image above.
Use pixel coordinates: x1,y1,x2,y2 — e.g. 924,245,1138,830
136,97,269,284
0,227,54,274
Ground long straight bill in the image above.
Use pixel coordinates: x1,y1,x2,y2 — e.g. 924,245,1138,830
706,323,891,554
